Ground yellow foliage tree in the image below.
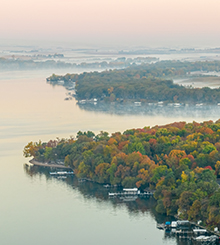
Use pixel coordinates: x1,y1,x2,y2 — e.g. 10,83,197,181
181,171,188,183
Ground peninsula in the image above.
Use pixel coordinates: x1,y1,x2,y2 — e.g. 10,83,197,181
24,119,220,229
47,60,220,105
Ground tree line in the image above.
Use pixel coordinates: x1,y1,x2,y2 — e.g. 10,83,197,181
0,56,156,71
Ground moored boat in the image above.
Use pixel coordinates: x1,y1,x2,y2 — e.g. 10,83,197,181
157,223,165,230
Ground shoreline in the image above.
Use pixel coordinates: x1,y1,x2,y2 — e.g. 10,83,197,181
29,159,72,169
29,160,219,236
172,217,220,237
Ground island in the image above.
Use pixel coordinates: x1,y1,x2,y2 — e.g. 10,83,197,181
24,119,220,229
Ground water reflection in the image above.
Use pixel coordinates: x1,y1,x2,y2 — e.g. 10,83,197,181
24,163,218,245
25,164,205,244
23,163,170,224
77,102,220,118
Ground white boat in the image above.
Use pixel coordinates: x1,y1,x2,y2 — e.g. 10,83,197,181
171,221,177,228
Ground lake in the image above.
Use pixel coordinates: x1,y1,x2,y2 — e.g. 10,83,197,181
1,69,219,245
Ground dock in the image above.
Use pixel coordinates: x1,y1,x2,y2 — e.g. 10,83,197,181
109,188,154,197
160,219,220,242
174,215,220,237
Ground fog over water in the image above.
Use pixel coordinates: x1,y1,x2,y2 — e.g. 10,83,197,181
1,64,220,245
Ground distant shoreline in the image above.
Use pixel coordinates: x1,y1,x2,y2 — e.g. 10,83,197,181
29,159,72,169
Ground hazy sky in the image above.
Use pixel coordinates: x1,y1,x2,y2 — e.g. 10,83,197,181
1,0,220,48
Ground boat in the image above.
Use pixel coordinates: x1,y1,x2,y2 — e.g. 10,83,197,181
165,221,171,231
171,221,177,228
157,223,165,230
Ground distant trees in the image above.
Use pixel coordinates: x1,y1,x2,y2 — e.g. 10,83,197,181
47,60,220,104
0,56,158,71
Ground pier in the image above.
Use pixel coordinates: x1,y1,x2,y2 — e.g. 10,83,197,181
108,188,154,197
159,219,220,243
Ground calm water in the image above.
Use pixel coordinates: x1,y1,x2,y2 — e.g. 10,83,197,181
1,70,219,245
